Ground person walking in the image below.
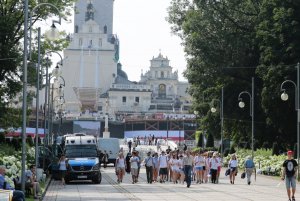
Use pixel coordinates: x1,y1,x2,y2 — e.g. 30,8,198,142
130,151,139,184
209,152,219,184
183,150,194,188
58,155,68,186
158,151,168,183
194,151,205,184
125,152,132,174
244,155,255,185
128,140,132,153
282,150,298,201
152,152,159,182
144,151,154,184
229,154,238,184
102,150,109,168
115,153,126,183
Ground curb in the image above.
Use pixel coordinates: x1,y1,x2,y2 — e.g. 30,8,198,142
39,176,52,201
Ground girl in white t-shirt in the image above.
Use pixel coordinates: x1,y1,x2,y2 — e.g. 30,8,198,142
130,152,139,184
194,151,205,184
115,153,126,183
177,155,185,184
169,154,179,184
229,154,238,184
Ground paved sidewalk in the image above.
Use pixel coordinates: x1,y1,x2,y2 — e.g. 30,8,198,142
43,167,299,201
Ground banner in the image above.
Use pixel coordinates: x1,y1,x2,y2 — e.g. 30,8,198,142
5,127,45,138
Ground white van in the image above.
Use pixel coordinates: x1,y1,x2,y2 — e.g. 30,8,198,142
97,138,120,165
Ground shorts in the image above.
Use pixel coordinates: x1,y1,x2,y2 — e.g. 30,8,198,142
230,167,237,172
131,168,138,176
60,170,66,178
195,166,203,171
117,167,125,172
159,168,168,175
285,176,296,189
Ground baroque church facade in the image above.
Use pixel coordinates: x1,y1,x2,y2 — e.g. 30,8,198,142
60,0,192,121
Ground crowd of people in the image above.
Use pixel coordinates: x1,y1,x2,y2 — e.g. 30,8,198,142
114,147,298,201
114,147,252,188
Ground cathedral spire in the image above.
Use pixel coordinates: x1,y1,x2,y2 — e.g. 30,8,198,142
85,0,94,21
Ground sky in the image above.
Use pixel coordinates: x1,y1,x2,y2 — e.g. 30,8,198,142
113,0,187,82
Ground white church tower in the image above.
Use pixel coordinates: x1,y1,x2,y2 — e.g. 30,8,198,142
62,0,119,113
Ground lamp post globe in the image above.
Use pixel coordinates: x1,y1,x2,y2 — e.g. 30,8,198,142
238,101,245,108
281,92,289,101
45,23,60,40
211,107,217,113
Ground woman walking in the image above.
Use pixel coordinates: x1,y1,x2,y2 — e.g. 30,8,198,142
58,155,68,186
229,154,238,184
115,153,126,183
130,151,139,184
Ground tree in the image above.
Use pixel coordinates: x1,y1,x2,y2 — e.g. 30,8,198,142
206,133,214,148
0,0,75,128
167,0,300,146
167,0,263,145
197,132,204,148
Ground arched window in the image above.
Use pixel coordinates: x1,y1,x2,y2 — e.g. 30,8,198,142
104,25,107,34
158,84,166,98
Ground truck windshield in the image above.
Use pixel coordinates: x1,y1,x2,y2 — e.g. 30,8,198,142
65,145,97,158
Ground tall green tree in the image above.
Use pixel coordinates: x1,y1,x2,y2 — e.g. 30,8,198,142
256,0,300,146
168,0,264,144
0,0,75,129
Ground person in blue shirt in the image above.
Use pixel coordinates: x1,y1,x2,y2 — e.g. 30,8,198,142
244,156,255,185
0,165,25,201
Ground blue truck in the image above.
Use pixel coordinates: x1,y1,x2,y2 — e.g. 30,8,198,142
64,135,101,184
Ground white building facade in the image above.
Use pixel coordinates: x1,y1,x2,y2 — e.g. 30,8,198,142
39,0,192,121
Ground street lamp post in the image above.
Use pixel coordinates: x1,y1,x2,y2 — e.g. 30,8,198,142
210,87,224,156
35,27,41,171
22,1,61,192
280,63,300,181
238,77,255,159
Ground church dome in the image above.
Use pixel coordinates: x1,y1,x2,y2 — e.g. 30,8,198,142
117,63,128,80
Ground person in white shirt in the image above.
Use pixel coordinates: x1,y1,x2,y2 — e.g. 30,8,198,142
158,151,168,183
58,155,68,186
130,151,139,184
115,153,126,183
194,151,205,184
209,153,219,184
169,153,179,184
229,154,238,184
177,155,185,184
